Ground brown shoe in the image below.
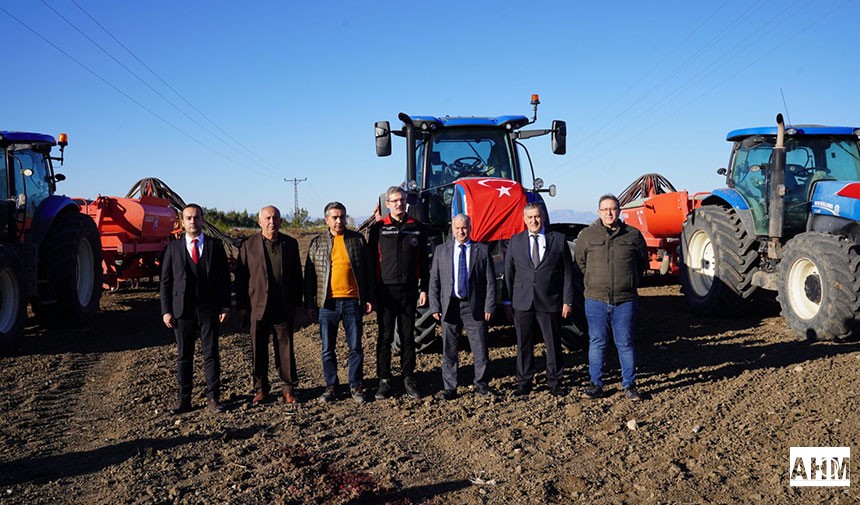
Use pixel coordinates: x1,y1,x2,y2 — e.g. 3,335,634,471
251,390,267,405
207,399,225,414
282,389,299,404
170,399,192,415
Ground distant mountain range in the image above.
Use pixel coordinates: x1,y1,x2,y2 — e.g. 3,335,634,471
549,209,598,224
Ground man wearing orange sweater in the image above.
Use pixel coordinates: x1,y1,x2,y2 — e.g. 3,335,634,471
304,202,375,403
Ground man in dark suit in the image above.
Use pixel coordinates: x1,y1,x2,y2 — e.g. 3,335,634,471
236,205,303,405
161,204,232,414
429,214,496,400
504,202,574,397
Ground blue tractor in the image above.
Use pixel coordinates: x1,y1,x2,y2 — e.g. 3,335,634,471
0,131,102,351
373,95,588,351
680,114,860,341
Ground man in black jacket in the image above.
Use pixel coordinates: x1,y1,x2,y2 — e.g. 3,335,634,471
160,204,232,414
574,194,647,401
505,202,574,398
368,186,429,400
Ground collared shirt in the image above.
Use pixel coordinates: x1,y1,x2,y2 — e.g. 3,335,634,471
185,233,204,259
530,232,545,264
453,240,470,297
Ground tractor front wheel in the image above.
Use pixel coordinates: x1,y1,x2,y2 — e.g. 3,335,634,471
778,232,860,341
34,212,102,328
393,305,439,354
0,247,26,352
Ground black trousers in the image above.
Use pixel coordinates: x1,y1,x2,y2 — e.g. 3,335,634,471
174,307,220,402
376,283,417,379
250,315,297,393
513,309,564,388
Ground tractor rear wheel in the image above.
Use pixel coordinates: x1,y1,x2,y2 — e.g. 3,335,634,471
34,212,102,328
778,232,860,341
679,206,758,314
0,247,26,352
393,305,439,354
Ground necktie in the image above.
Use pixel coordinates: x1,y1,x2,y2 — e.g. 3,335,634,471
191,238,199,265
457,244,468,298
531,234,540,268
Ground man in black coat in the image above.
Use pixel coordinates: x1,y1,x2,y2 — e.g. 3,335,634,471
160,204,232,414
504,202,574,397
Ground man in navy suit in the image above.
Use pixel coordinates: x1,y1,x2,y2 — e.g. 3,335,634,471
429,214,496,400
160,204,232,414
504,202,574,397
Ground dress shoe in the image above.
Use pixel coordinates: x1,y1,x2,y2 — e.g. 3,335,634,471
513,384,532,397
549,385,568,398
207,399,225,414
624,386,644,402
404,377,421,399
474,385,495,397
437,389,457,401
282,388,299,404
170,399,192,415
251,390,268,405
375,379,392,400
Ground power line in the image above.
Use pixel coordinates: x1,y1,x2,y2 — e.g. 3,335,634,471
35,0,285,180
66,0,285,176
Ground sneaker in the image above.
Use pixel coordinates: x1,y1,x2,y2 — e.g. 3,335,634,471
581,383,603,400
350,385,367,404
321,385,337,403
375,379,392,400
437,389,457,401
404,377,421,399
624,386,643,401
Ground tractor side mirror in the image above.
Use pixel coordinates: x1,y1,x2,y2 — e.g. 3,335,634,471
375,121,391,157
551,120,566,155
717,167,727,175
54,173,66,182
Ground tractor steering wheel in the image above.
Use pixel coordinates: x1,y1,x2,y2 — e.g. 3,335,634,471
447,157,487,177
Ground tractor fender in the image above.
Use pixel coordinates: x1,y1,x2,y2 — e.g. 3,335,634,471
32,195,82,246
699,189,756,238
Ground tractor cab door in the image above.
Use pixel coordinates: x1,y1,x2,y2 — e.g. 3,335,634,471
729,142,771,236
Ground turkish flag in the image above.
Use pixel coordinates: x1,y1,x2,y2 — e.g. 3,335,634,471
451,178,526,242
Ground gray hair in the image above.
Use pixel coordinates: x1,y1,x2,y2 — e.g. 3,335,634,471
523,201,542,214
324,201,346,217
386,186,405,200
451,213,471,227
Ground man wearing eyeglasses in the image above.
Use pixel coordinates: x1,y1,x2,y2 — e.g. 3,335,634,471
574,194,647,402
369,186,429,400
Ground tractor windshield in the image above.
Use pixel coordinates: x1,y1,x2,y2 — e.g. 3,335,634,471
417,128,515,190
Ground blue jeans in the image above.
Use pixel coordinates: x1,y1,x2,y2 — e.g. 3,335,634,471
319,298,364,388
585,298,637,388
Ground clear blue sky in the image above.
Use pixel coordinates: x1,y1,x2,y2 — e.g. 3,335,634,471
4,0,858,220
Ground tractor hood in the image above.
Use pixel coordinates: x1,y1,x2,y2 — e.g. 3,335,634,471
451,177,526,242
810,181,860,222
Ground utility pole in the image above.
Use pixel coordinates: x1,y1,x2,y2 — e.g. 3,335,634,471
284,178,307,217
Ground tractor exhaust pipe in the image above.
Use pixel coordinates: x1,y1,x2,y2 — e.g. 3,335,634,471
398,113,417,187
768,113,786,258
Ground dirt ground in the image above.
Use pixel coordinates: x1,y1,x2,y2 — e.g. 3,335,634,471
1,239,859,503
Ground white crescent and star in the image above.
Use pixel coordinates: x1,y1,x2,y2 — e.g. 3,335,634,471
476,178,515,198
